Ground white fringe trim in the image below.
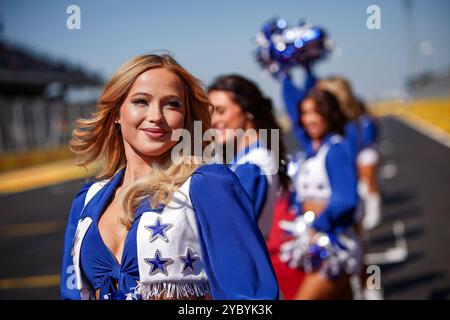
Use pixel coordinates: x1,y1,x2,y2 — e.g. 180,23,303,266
135,280,211,300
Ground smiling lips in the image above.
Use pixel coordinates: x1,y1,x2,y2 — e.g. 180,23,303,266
141,127,169,139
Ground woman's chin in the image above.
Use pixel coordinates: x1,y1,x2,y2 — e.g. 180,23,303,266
212,132,228,145
306,130,323,140
135,144,174,159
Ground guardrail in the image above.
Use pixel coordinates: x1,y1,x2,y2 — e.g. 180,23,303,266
0,95,96,171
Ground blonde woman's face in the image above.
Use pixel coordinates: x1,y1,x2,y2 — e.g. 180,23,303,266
118,68,186,159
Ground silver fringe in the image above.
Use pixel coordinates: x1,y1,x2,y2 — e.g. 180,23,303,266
135,280,211,300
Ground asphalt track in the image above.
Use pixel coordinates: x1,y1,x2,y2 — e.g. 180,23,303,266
0,116,449,299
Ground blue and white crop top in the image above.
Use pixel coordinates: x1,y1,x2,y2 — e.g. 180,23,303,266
288,134,359,234
60,164,279,300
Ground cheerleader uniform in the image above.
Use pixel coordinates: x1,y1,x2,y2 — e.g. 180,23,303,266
258,72,317,298
356,114,379,167
266,191,306,299
229,140,280,238
351,114,381,229
280,134,362,278
343,115,378,165
60,164,279,300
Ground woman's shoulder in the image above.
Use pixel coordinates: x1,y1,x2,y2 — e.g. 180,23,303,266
188,163,247,199
237,147,279,176
359,114,377,129
187,163,256,228
345,121,359,134
326,134,345,148
65,181,97,225
191,163,239,185
325,135,350,160
72,178,109,207
73,181,95,200
324,141,354,171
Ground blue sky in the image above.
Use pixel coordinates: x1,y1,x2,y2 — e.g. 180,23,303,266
1,0,449,109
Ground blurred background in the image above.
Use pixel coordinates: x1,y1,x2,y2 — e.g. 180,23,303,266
0,0,449,299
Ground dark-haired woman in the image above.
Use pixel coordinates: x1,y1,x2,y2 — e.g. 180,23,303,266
280,87,361,299
208,75,289,238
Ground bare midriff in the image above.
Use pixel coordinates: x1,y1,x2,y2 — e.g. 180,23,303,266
302,201,327,217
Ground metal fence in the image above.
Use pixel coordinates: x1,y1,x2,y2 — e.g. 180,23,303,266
0,95,96,154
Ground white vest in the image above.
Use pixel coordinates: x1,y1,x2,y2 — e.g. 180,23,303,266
291,136,342,203
71,177,210,300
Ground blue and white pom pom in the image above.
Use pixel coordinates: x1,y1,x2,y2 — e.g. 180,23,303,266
278,211,357,279
254,18,332,79
279,211,331,272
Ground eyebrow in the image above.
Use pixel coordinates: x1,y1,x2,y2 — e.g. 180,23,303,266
164,95,183,101
130,92,182,100
130,92,152,98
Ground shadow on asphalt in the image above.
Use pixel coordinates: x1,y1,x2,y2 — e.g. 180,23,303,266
384,271,447,297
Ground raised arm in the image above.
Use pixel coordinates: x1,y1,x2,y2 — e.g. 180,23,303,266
281,69,317,152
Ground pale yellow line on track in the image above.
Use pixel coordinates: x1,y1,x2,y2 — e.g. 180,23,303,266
393,110,450,149
371,101,450,149
0,159,97,194
0,220,66,238
0,274,60,290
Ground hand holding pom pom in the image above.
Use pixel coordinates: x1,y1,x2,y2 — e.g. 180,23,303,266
254,18,332,80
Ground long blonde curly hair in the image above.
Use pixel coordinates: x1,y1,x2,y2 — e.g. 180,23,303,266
69,54,212,227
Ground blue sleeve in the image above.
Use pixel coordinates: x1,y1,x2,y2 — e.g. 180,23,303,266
190,164,279,300
281,73,316,153
344,121,359,162
233,163,268,220
60,182,94,300
361,117,378,147
304,69,317,93
313,144,358,233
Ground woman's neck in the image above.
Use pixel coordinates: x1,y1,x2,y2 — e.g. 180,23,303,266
236,131,259,154
123,160,152,186
312,138,321,151
311,131,333,152
122,145,169,186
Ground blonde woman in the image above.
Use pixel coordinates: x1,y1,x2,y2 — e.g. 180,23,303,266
60,54,278,300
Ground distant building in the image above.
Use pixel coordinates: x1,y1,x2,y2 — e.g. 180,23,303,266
0,40,103,98
407,68,450,99
0,40,103,165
